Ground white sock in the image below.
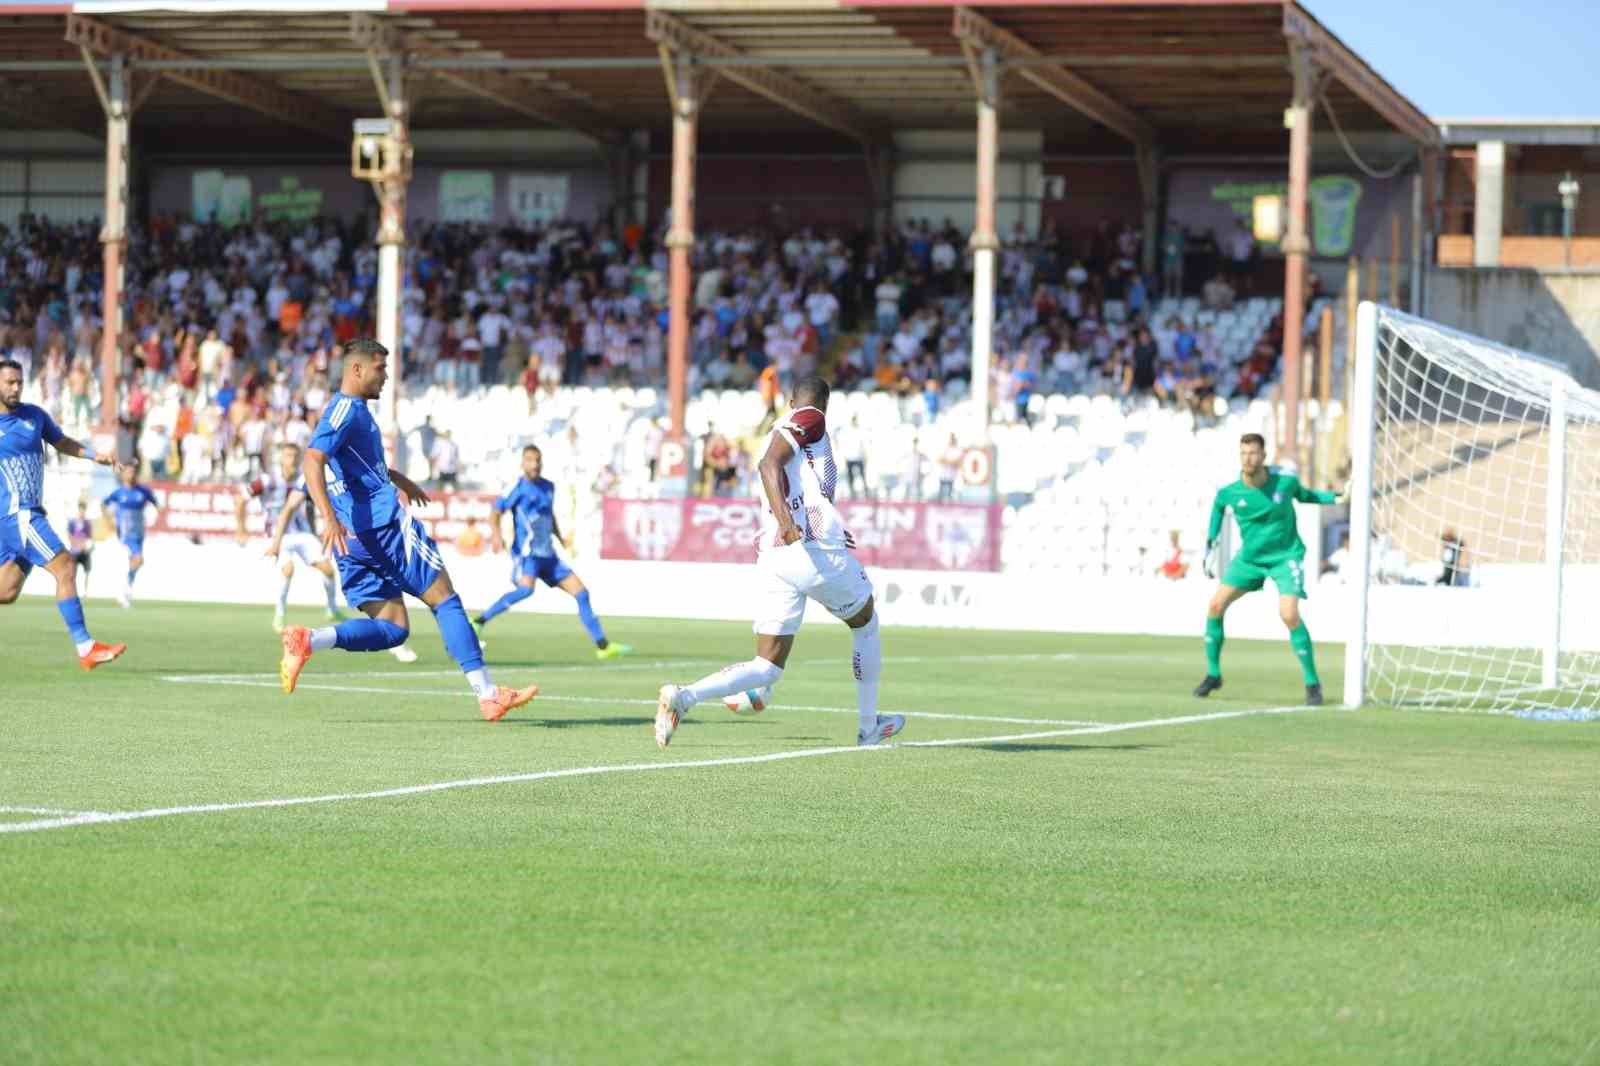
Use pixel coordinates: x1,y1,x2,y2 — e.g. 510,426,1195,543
309,626,338,652
466,667,497,699
851,615,882,733
277,576,292,615
74,638,95,656
680,657,783,710
323,576,339,610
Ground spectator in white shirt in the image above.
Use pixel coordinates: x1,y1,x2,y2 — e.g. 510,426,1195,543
804,282,840,351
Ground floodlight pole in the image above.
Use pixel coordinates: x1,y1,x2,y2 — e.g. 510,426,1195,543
968,46,999,437
1280,43,1316,475
83,50,129,453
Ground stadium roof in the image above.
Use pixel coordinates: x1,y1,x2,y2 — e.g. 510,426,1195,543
0,1,1438,157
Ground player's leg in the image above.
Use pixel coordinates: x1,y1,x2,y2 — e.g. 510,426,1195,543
475,559,536,631
555,569,632,659
8,513,124,667
279,542,410,693
417,568,538,719
121,541,143,607
274,558,294,632
655,561,798,748
1196,581,1251,697
1273,560,1322,705
812,547,900,745
311,558,344,620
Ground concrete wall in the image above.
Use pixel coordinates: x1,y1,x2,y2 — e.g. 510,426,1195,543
892,129,1042,236
1426,267,1600,388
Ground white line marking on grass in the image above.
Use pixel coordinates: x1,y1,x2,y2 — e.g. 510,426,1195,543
0,806,99,816
160,675,1101,727
0,704,1313,835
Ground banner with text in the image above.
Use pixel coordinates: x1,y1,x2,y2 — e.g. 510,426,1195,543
600,498,1003,572
145,482,499,542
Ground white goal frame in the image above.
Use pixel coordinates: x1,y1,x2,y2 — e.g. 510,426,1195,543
1343,301,1590,710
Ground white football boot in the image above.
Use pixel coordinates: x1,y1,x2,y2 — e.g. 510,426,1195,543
655,684,685,749
856,713,906,747
390,643,419,664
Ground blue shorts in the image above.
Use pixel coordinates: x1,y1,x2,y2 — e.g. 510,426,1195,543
0,508,67,577
514,555,573,588
336,515,444,608
120,535,145,557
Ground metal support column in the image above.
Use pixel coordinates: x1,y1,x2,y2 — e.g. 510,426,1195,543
1281,44,1315,474
371,53,409,459
86,52,129,451
661,50,706,440
969,47,1000,436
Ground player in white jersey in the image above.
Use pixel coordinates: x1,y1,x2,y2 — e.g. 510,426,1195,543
236,442,346,632
654,376,903,748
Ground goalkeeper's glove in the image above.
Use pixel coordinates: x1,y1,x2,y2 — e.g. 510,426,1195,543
1203,541,1220,580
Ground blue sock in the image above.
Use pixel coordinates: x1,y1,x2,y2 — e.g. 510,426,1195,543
575,590,606,645
480,584,533,624
432,594,484,673
333,617,409,652
57,597,92,645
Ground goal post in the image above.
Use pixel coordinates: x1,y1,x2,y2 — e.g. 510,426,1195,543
1344,302,1600,714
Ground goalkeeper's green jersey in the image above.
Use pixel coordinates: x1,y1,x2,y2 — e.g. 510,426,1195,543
1207,471,1337,566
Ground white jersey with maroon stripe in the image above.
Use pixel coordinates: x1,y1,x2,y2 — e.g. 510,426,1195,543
759,405,846,553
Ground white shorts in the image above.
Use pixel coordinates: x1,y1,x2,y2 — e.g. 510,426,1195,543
280,532,327,569
752,542,874,636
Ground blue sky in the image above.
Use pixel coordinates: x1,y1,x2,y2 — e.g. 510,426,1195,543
1310,0,1599,119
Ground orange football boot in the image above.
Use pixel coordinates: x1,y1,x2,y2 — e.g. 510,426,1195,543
280,625,313,694
479,683,539,721
79,642,127,671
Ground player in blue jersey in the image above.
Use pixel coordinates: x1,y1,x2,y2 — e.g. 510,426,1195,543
0,359,126,669
472,444,632,661
103,463,159,608
278,338,537,720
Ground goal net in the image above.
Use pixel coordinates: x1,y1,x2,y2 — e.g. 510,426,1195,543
1344,303,1600,714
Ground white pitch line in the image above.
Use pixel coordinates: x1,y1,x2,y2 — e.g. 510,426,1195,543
160,651,1087,685
159,676,1101,727
0,704,1313,835
0,806,99,816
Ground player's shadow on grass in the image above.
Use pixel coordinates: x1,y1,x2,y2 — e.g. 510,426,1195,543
973,742,1156,754
506,716,653,729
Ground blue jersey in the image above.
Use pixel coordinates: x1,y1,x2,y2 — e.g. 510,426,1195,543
308,393,399,533
0,403,64,516
496,476,557,558
104,484,159,542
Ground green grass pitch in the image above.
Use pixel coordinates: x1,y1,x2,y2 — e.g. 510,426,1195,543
3,599,1598,1064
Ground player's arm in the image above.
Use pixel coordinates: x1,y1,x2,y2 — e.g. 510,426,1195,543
234,483,258,545
488,501,508,554
140,484,160,520
551,511,572,552
1203,491,1226,579
387,467,430,508
302,448,347,556
1294,478,1340,506
46,414,111,465
757,434,802,545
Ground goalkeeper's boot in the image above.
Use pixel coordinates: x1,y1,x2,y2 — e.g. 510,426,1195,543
1305,684,1324,707
280,626,313,694
79,641,127,672
479,683,539,722
857,713,906,747
1193,675,1224,698
595,642,633,661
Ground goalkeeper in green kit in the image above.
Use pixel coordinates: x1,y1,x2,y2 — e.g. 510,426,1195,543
1194,433,1344,706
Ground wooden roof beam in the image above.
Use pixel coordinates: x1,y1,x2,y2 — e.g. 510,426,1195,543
1282,4,1439,146
646,10,886,147
952,6,1155,148
349,13,618,145
65,14,345,142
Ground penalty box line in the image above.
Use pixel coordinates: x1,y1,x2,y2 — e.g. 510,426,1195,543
0,704,1314,836
160,675,1105,728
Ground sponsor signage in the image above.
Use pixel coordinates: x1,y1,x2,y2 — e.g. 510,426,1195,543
600,497,1003,572
143,481,498,541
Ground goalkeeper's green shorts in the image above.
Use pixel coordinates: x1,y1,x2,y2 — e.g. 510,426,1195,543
1222,556,1308,599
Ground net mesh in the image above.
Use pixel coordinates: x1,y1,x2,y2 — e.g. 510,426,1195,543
1365,308,1600,713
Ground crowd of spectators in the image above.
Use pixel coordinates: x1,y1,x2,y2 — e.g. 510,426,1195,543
1,208,1289,487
